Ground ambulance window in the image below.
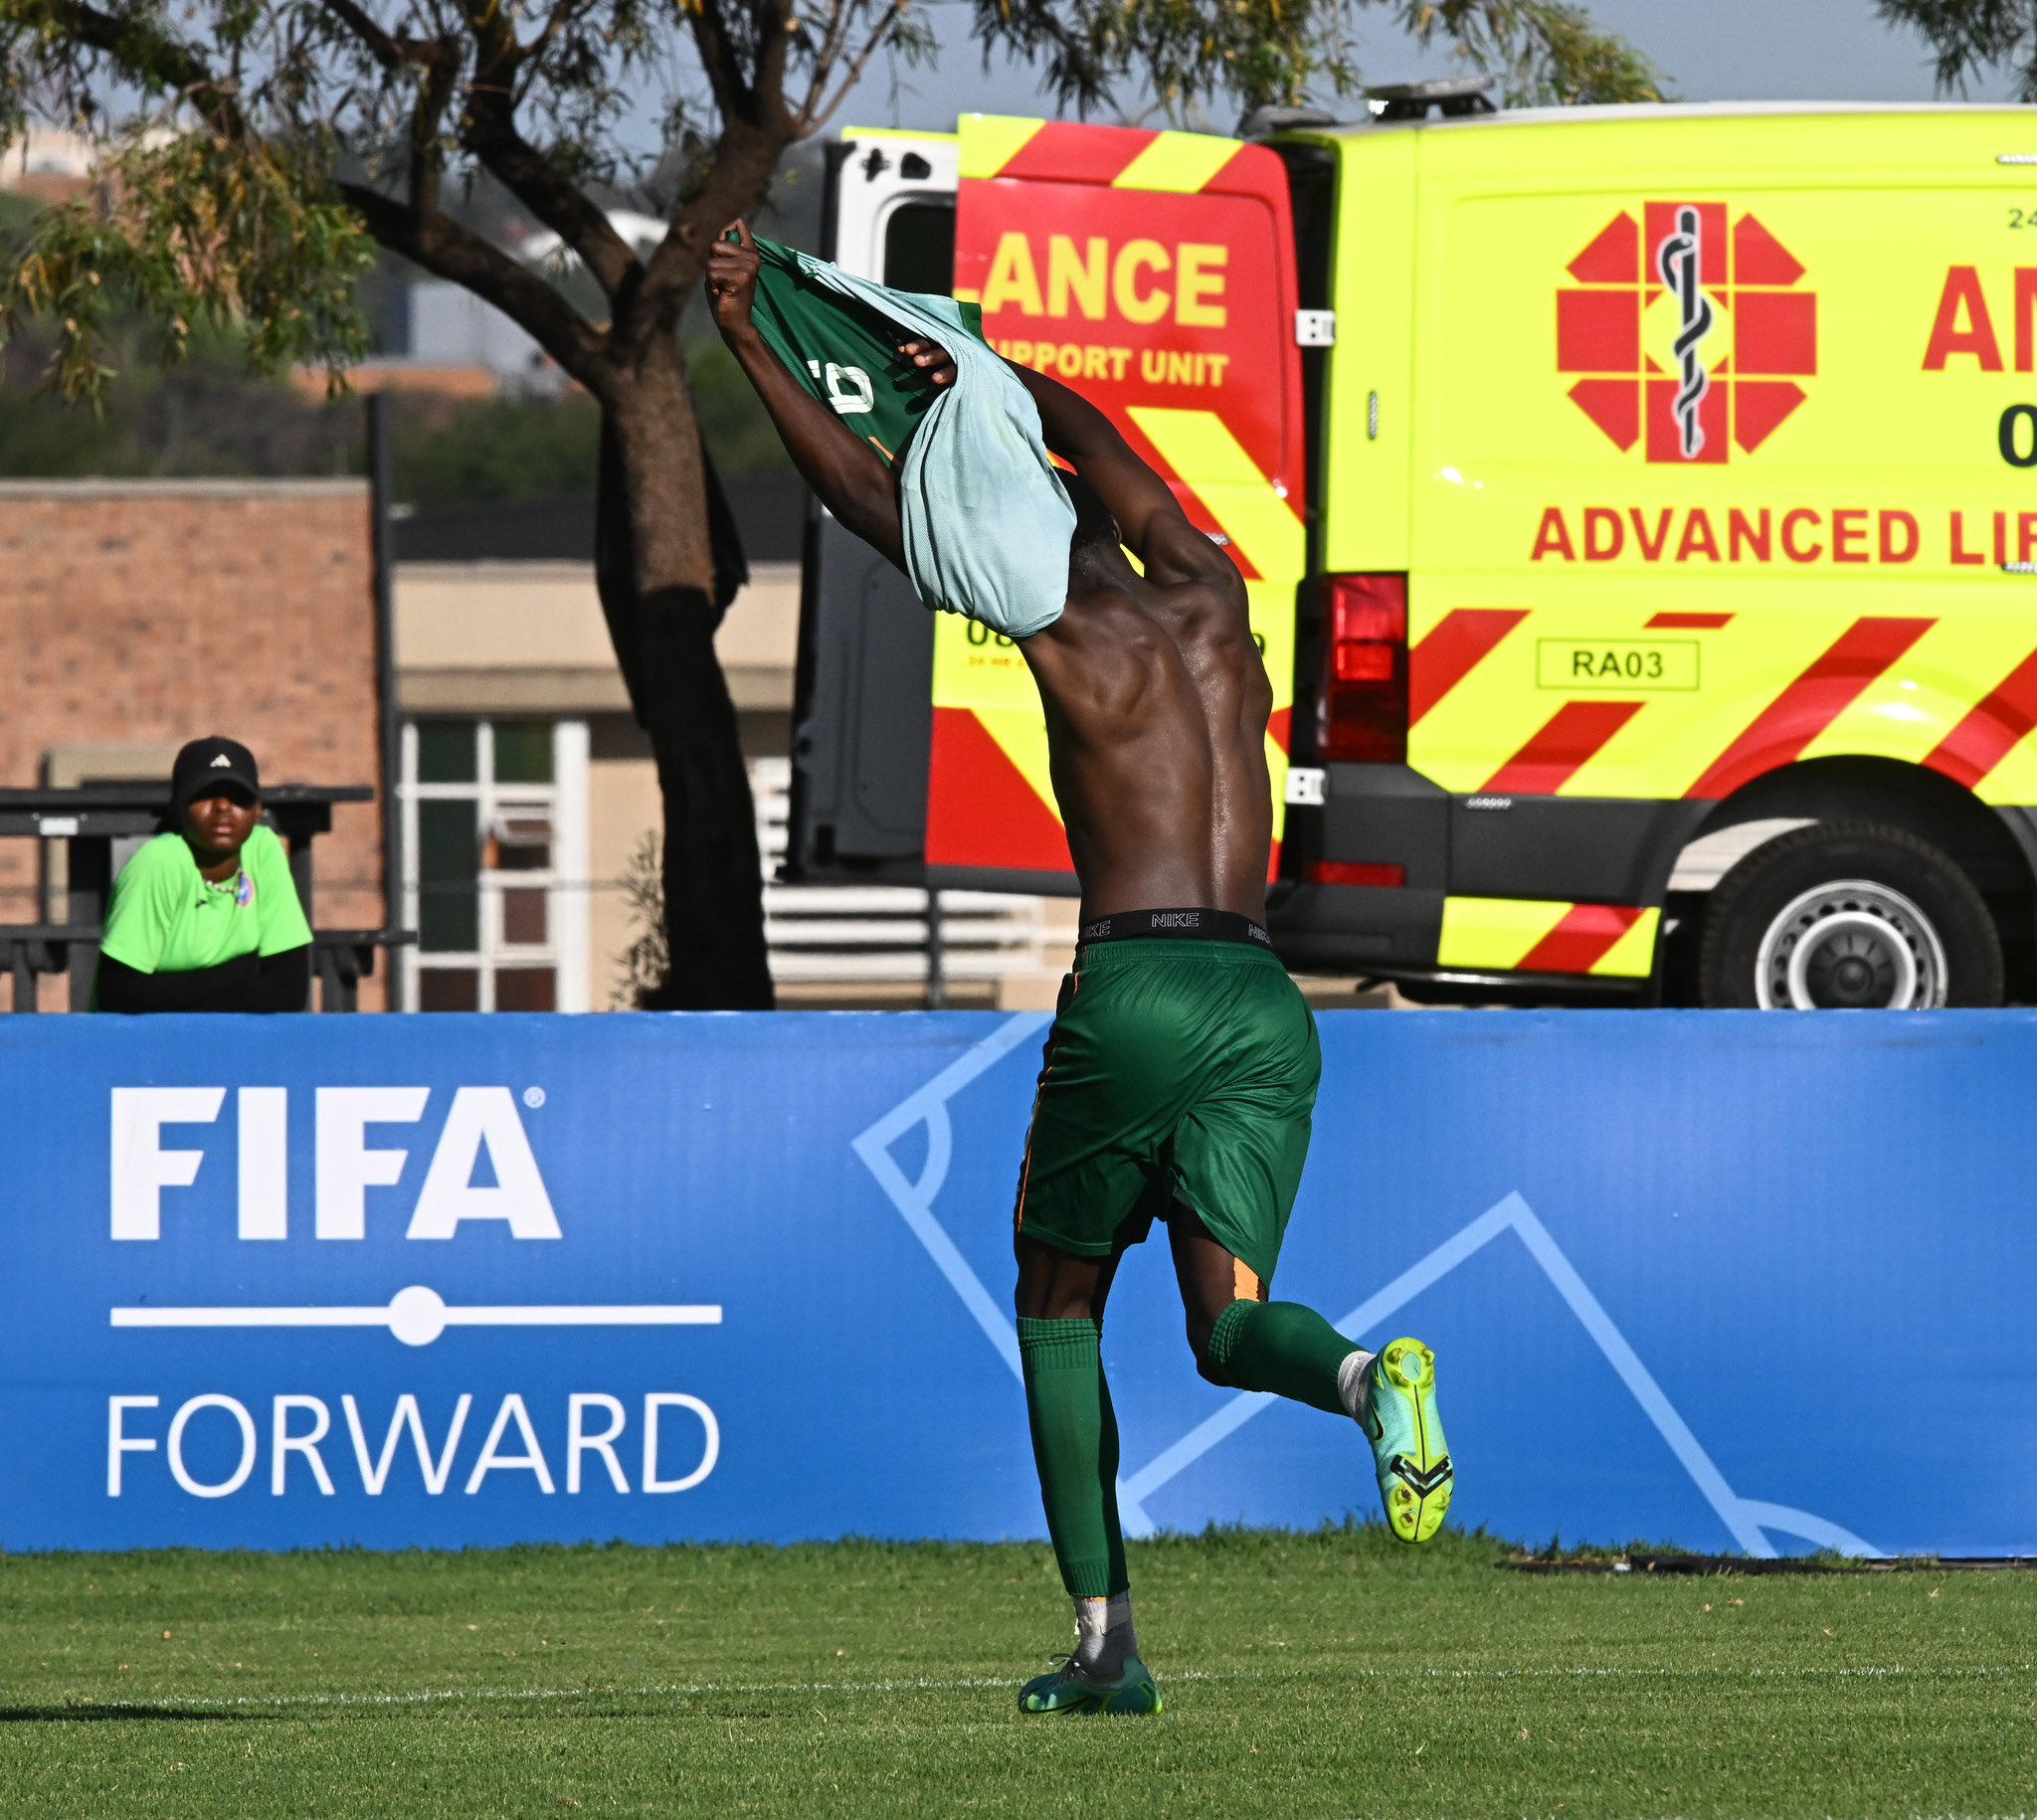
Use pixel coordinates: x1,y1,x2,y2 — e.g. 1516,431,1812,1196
1273,144,1336,551
1277,149,1336,313
882,201,955,293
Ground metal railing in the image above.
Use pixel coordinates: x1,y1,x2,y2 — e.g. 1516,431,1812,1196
751,757,1053,999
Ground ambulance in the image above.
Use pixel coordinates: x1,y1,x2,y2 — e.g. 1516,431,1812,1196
786,89,2037,1008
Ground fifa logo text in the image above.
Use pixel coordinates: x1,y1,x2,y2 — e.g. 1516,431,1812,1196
109,1086,562,1242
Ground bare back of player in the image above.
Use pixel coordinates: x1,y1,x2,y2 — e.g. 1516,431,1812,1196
998,364,1275,927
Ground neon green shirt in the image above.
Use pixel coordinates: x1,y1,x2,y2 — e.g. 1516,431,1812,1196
98,824,313,976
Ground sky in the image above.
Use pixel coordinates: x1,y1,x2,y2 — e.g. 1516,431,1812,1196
823,0,2020,136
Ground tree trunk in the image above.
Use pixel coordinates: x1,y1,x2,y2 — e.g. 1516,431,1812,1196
602,337,775,1009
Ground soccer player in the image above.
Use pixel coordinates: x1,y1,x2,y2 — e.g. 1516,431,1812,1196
707,223,1452,1719
94,736,313,1013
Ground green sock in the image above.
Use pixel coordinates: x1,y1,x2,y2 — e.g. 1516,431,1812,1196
1203,1299,1357,1415
1018,1316,1128,1600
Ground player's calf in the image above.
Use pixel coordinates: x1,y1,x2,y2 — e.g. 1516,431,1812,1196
1197,1296,1362,1416
1195,1299,1455,1544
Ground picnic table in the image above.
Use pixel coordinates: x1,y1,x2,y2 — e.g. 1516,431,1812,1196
0,784,412,1011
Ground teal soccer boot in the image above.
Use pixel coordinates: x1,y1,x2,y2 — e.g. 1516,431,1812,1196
1363,1337,1453,1543
1018,1655,1163,1717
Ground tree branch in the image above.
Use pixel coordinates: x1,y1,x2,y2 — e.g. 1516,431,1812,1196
337,176,608,383
407,38,461,218
512,0,600,104
455,0,638,297
316,0,404,71
686,0,747,125
633,117,785,335
793,0,859,126
33,0,250,139
752,0,796,133
633,0,806,330
800,0,911,135
1876,0,2037,101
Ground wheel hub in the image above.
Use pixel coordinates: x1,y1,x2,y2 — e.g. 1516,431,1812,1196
1755,881,1948,1009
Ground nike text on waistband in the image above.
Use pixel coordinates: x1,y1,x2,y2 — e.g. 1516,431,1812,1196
1078,909,1272,948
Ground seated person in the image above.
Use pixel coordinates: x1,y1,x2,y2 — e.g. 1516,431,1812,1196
94,737,313,1013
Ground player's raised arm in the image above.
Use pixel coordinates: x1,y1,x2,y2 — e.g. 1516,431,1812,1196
1006,362,1225,590
706,222,906,571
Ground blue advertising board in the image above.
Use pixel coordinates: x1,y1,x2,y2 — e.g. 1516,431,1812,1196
1,1010,2032,1557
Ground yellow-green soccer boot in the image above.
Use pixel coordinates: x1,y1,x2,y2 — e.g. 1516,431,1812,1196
1363,1338,1453,1543
1018,1655,1163,1717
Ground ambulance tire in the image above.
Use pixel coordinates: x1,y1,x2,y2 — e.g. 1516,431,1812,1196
1698,821,2002,1009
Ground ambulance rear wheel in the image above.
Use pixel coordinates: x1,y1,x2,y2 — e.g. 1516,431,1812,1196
1698,821,2002,1009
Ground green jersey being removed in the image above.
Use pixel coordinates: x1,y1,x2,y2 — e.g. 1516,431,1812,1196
748,235,1075,639
748,236,987,467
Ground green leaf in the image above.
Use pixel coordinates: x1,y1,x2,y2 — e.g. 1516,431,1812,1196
1,127,373,403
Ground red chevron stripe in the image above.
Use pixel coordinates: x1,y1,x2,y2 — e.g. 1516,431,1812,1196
1408,609,1529,725
996,123,1157,185
1517,904,1645,975
1109,418,1271,583
1646,612,1734,630
926,708,1071,873
1192,143,1253,194
1483,701,1643,795
1685,617,1935,801
1926,645,2037,790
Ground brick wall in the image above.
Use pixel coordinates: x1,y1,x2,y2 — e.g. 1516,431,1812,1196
0,480,390,1010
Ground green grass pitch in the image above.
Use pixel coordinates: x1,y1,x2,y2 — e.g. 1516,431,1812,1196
4,1527,2035,1817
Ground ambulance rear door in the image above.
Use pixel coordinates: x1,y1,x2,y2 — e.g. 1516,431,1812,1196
930,115,1310,893
784,128,958,882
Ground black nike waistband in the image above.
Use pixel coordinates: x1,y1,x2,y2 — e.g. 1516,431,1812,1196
1077,908,1273,949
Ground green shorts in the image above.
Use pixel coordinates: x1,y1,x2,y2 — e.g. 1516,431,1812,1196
1013,937,1322,1287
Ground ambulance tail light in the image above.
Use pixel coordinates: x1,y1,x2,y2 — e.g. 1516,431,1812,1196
1317,574,1408,764
1306,861,1406,888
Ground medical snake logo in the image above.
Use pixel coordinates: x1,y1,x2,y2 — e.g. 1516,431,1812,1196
1556,202,1817,464
1657,206,1712,458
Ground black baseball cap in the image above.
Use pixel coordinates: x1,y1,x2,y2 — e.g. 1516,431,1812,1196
170,736,262,811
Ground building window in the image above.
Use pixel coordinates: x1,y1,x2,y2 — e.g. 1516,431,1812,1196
400,718,589,1011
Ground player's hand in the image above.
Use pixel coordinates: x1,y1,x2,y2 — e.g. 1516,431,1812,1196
706,220,761,337
899,337,956,388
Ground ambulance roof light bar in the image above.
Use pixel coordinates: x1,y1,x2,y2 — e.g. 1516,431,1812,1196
1366,78,1497,121
1237,103,1344,139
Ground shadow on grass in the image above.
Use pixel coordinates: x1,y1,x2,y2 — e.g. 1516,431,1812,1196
0,1705,289,1724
